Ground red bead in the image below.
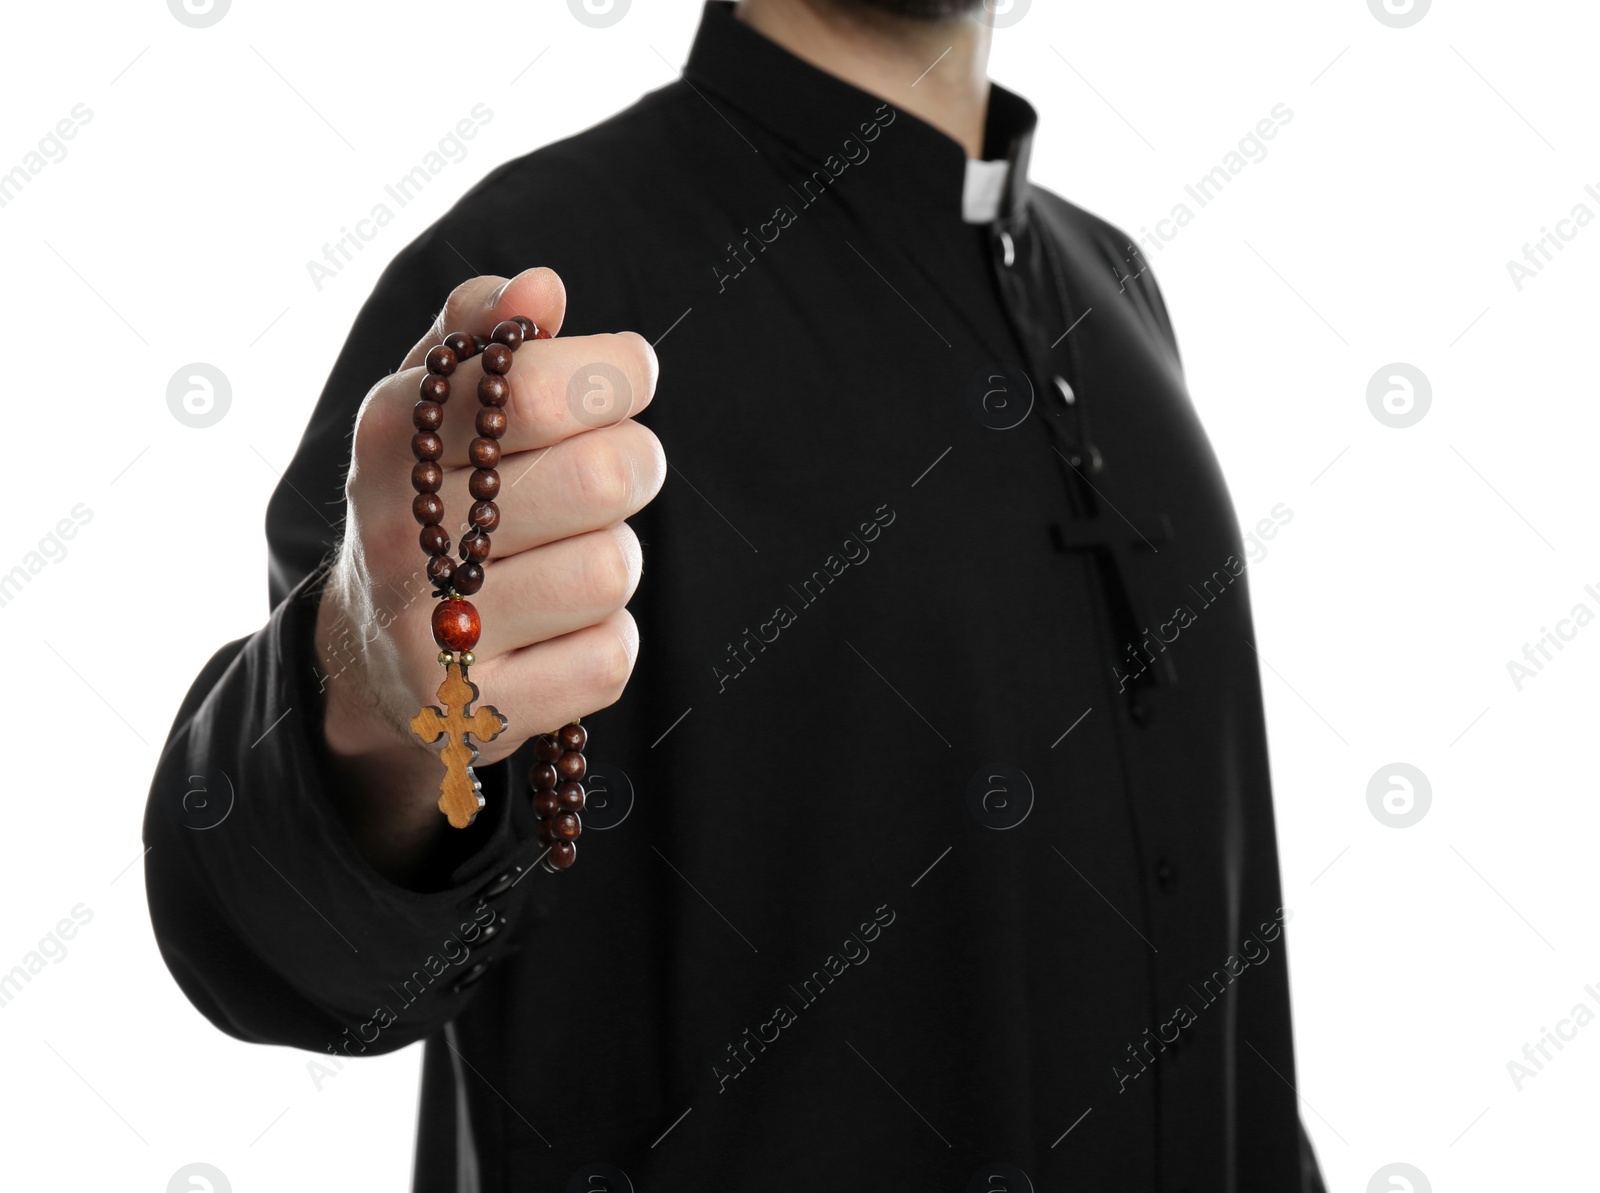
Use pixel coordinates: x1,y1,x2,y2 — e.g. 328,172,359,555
547,840,576,869
444,331,475,359
478,374,509,407
558,723,587,752
552,812,582,841
532,791,557,818
412,431,443,461
431,599,481,652
533,734,562,763
413,493,444,525
556,751,586,781
453,562,484,595
469,469,500,500
491,319,525,349
557,781,585,812
419,524,450,556
481,343,513,375
419,374,450,403
425,345,458,375
528,762,557,791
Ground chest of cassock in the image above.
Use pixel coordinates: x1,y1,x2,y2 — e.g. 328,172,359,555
468,126,1304,1193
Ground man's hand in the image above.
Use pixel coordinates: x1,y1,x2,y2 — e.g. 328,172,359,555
313,268,663,878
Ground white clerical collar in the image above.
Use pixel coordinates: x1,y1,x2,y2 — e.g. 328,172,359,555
962,157,1011,224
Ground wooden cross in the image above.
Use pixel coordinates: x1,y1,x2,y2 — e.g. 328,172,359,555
1051,507,1177,689
409,663,508,828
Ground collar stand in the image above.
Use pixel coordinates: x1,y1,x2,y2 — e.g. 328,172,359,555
682,1,1036,223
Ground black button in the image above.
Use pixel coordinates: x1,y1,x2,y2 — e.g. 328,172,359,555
476,865,525,901
477,913,509,943
1156,859,1174,889
451,961,491,993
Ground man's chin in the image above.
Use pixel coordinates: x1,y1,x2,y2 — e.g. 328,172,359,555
837,0,981,20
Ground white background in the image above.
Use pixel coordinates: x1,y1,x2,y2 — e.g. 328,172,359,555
1,0,1595,1189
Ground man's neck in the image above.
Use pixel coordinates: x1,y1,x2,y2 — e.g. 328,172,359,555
735,0,992,159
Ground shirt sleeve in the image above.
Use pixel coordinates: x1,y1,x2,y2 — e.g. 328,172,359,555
141,168,554,1055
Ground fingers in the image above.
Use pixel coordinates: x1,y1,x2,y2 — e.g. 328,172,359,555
398,267,567,373
478,607,639,737
426,330,660,465
470,523,643,657
430,419,665,556
352,267,572,482
346,265,658,747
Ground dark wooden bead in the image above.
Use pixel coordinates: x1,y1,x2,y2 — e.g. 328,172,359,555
532,790,558,818
469,468,501,500
478,373,510,407
453,562,484,595
459,529,492,562
419,374,450,403
547,840,577,870
557,781,585,812
468,437,501,469
412,493,444,526
411,431,443,461
413,400,445,431
533,734,562,763
427,555,455,586
551,812,582,841
411,461,443,493
469,500,500,533
536,817,554,844
476,407,508,439
558,723,587,752
556,750,586,781
425,344,458,376
472,334,489,352
529,762,557,791
444,331,475,359
419,524,450,556
481,343,514,375
491,319,525,349
511,315,537,338
431,599,481,652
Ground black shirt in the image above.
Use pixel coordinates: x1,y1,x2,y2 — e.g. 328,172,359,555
145,4,1324,1189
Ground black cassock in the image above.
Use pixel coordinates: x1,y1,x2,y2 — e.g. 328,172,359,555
144,4,1325,1189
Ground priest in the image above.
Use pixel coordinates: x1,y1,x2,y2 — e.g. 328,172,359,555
144,1,1326,1189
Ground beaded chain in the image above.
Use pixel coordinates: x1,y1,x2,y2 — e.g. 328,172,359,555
405,314,588,871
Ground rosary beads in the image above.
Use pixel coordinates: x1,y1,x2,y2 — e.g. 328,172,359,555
404,315,588,872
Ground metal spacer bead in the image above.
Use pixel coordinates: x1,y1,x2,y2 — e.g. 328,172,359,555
459,651,475,667
438,650,455,666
